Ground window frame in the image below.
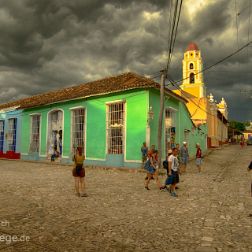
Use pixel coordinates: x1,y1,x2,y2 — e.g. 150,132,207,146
71,108,85,155
106,101,125,155
164,108,177,154
7,118,17,152
29,114,41,153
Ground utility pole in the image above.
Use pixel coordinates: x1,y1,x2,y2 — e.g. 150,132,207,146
157,69,166,170
221,113,223,148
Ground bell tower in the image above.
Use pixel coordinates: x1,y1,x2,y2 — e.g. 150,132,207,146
180,42,205,98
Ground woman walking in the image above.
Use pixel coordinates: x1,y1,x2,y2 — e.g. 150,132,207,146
144,150,162,190
72,147,87,197
196,143,202,173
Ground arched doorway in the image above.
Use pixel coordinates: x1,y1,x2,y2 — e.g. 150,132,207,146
47,110,63,159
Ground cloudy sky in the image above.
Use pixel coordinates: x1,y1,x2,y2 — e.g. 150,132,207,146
0,0,251,121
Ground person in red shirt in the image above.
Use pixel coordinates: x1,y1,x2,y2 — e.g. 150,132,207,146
196,143,202,173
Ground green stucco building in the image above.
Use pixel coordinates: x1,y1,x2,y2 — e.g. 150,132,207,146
0,72,207,168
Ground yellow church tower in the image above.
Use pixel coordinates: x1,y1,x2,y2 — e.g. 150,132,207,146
180,42,206,98
173,42,208,124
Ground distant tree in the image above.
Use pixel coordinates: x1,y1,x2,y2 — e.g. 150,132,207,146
244,121,251,127
229,120,246,132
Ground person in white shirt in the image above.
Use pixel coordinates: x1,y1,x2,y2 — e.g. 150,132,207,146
168,148,180,197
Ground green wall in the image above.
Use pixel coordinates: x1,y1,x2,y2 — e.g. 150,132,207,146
21,89,148,166
178,102,207,157
149,89,180,159
20,87,207,167
149,89,207,159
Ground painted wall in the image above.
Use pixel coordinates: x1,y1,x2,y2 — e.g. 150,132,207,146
178,102,207,157
149,89,180,159
21,89,148,168
0,109,22,158
149,89,207,160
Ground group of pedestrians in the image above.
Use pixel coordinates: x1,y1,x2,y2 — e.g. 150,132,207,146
70,141,202,198
141,141,203,197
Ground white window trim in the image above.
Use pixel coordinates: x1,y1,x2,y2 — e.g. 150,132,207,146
164,107,177,157
29,114,41,154
106,100,125,155
69,106,85,111
166,107,178,112
7,117,17,152
70,107,86,157
105,99,125,105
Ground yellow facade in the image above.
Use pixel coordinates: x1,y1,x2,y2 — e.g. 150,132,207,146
173,42,228,147
174,43,208,125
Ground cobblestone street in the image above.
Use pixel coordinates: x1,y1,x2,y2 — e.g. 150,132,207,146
0,145,251,252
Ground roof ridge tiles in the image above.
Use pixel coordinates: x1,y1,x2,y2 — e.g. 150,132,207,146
0,71,184,110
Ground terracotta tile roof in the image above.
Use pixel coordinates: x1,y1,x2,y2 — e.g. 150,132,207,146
0,72,187,110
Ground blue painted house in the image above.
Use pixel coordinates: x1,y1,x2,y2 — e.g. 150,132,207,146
0,107,22,159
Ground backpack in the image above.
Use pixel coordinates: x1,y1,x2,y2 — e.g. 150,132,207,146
248,161,252,170
163,160,168,170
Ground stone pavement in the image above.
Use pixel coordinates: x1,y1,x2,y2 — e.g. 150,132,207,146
0,145,251,252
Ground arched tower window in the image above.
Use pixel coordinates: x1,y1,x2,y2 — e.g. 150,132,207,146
189,63,194,69
189,73,195,83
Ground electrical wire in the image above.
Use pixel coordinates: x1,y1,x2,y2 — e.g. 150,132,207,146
168,0,183,68
235,0,239,49
166,0,179,71
164,40,252,87
165,0,183,72
247,0,251,42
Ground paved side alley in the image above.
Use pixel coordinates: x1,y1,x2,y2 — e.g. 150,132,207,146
0,145,251,252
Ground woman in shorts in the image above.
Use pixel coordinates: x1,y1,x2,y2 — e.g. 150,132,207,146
144,150,162,190
72,147,87,197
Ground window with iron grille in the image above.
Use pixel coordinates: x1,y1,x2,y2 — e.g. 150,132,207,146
29,115,40,153
165,109,176,153
107,102,125,154
0,121,4,152
71,109,85,154
8,118,17,151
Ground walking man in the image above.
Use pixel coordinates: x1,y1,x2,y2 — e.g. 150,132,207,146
180,142,189,173
167,147,180,197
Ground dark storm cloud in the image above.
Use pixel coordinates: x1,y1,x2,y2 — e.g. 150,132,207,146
0,0,251,121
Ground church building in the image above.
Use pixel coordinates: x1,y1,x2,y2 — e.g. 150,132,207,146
174,42,228,147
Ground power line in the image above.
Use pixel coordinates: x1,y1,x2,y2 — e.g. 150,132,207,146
248,0,251,46
169,0,183,67
164,40,252,87
166,0,179,70
166,0,183,72
166,75,215,117
235,0,239,49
